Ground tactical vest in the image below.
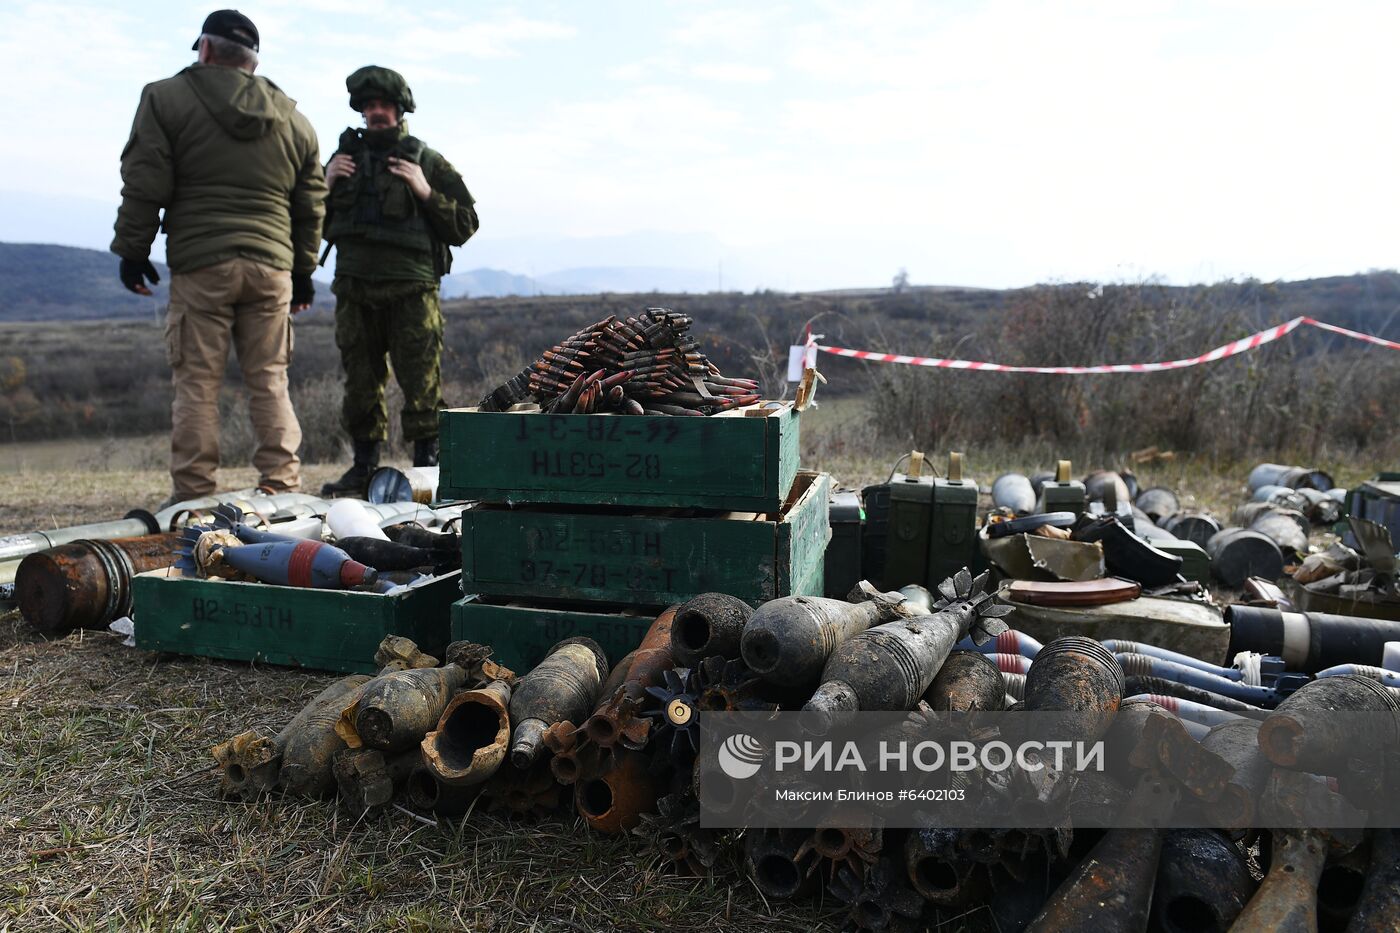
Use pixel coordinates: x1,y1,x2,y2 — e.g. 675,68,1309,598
324,127,450,275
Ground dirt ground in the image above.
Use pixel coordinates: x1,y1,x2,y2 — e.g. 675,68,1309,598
0,421,1374,931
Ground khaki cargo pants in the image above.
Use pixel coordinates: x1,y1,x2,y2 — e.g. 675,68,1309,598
165,257,301,497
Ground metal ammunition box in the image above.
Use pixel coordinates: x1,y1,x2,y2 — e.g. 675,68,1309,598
451,595,661,674
1151,540,1211,586
1346,475,1400,546
437,403,801,512
928,455,981,586
824,490,864,598
458,472,830,607
873,473,935,590
1038,460,1088,516
132,571,461,674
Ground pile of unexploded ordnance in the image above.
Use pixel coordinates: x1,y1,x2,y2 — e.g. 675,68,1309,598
213,560,1400,932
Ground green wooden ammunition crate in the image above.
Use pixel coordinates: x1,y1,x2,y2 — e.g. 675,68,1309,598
132,571,461,674
451,595,662,674
438,404,801,512
458,471,829,607
1151,540,1211,586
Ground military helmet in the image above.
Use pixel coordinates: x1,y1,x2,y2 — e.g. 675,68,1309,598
347,65,416,114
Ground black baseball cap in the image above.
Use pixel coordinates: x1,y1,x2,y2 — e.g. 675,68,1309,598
192,10,259,52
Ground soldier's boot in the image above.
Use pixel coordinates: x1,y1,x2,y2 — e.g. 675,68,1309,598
321,439,380,498
413,437,439,468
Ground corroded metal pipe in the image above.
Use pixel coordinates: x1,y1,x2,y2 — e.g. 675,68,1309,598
421,679,512,785
16,533,182,634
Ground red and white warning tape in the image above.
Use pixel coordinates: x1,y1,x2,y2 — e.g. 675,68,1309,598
813,316,1400,374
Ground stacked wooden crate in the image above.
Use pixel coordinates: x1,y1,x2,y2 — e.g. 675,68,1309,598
439,402,830,672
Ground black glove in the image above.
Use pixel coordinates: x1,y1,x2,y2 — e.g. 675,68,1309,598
291,273,315,309
119,257,160,294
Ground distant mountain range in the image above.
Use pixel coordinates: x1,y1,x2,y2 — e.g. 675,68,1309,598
0,242,734,320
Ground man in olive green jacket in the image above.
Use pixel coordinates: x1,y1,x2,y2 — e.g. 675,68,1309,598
320,66,478,497
113,10,326,505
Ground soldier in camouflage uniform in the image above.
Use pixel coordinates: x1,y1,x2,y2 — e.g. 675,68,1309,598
320,66,478,496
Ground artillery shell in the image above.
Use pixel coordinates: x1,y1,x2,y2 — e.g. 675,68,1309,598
923,650,1006,712
345,665,469,754
1026,829,1161,932
278,674,375,797
1023,636,1125,743
1148,830,1255,933
509,638,610,769
333,747,421,813
1199,718,1271,829
1230,828,1331,933
671,593,752,668
421,679,512,785
1349,828,1400,931
1257,674,1400,779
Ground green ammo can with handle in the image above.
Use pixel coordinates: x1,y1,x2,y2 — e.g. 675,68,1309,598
928,451,981,587
1038,459,1088,516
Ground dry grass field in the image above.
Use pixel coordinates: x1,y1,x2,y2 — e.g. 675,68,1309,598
0,403,1382,931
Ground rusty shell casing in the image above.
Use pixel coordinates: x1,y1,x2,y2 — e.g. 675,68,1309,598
351,664,470,754
744,828,818,902
1230,829,1331,933
905,827,989,907
404,763,483,816
509,638,609,769
1257,674,1400,774
1148,830,1256,933
598,606,675,698
277,674,374,797
1198,718,1271,829
16,533,182,634
1023,636,1125,743
574,748,657,834
923,649,1007,712
420,679,512,786
333,747,421,813
742,593,913,688
1026,828,1162,933
671,593,752,667
1349,828,1400,932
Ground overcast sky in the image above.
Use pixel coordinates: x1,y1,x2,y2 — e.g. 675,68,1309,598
1,1,1397,290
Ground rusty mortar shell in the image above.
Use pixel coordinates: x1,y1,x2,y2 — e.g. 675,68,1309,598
1026,829,1162,933
905,827,989,907
333,747,420,814
744,828,818,902
1149,829,1256,933
211,674,369,797
923,649,1007,712
509,637,609,769
575,748,657,833
1023,636,1125,743
278,674,374,798
421,679,512,786
597,606,676,700
1349,829,1400,932
741,590,918,688
17,532,183,634
671,593,752,667
346,664,469,754
1231,828,1332,933
1197,718,1271,829
404,762,482,817
1257,674,1400,775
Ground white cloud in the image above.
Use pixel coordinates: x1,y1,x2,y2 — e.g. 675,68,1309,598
690,62,773,84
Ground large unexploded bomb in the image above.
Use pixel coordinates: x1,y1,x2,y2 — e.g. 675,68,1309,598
1025,829,1162,933
509,638,609,768
1230,828,1333,933
741,582,924,688
278,675,376,797
1148,830,1256,933
421,679,512,785
670,593,751,667
212,674,370,798
338,664,469,754
803,570,1010,728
